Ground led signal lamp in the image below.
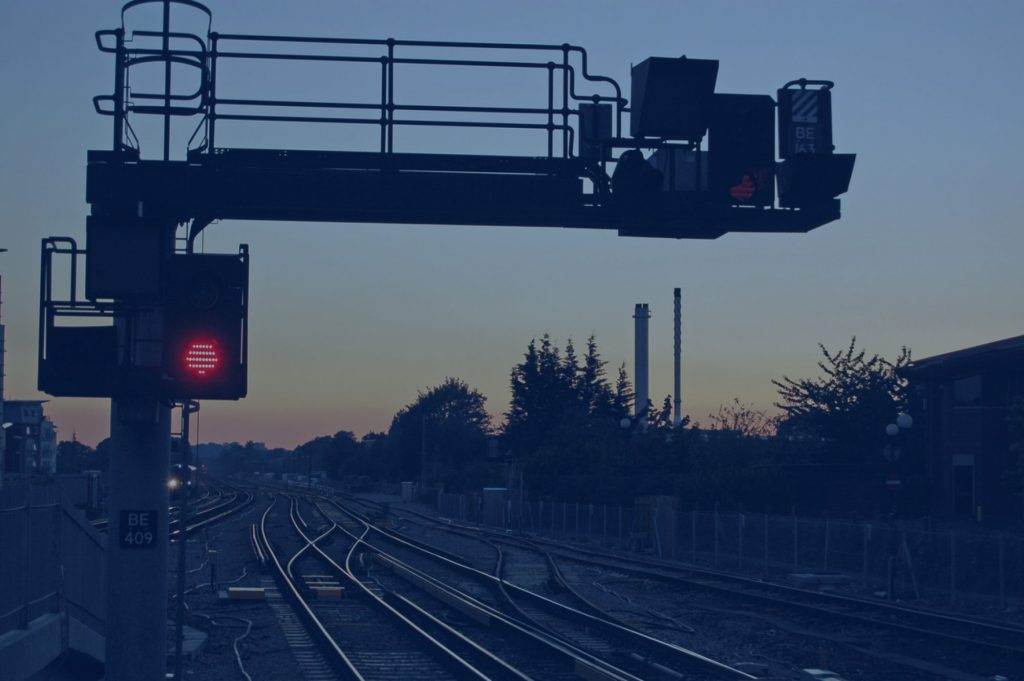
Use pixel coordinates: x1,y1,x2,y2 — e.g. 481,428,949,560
183,339,221,376
162,249,248,400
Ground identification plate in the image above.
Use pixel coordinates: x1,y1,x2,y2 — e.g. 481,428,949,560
119,509,159,548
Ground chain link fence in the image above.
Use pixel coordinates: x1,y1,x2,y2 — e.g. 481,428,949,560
434,491,1024,610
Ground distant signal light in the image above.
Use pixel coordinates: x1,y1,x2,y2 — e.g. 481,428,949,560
183,339,221,376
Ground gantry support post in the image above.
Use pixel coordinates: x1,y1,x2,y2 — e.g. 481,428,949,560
104,398,172,681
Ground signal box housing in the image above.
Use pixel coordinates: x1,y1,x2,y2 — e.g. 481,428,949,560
778,154,856,208
85,217,165,301
778,84,834,158
162,252,248,400
709,94,775,207
630,57,719,141
39,239,248,400
775,81,854,208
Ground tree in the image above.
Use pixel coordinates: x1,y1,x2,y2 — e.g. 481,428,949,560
91,438,112,472
505,334,577,453
612,362,633,421
293,431,361,480
706,398,777,437
504,334,652,498
216,441,271,475
56,439,93,474
505,334,629,454
387,377,491,487
772,338,910,459
648,395,675,430
580,335,617,419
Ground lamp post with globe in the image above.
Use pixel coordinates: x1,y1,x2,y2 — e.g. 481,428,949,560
883,412,912,599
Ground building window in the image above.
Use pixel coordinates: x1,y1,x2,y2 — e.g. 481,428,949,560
949,413,982,444
952,455,975,516
952,375,982,406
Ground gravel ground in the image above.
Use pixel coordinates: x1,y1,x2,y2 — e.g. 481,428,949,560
168,490,302,681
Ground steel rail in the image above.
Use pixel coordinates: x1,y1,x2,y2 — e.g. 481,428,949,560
256,496,365,680
283,494,502,680
389,497,1024,660
306,497,639,681
319,496,751,681
175,489,254,537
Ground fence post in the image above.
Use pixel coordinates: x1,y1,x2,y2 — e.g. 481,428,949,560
603,505,608,547
618,505,623,548
588,504,594,544
738,513,744,570
792,506,799,569
764,510,769,575
713,502,720,567
653,504,663,559
54,504,64,620
998,532,1006,609
672,507,680,560
949,530,957,605
824,514,831,572
692,502,698,563
21,492,31,628
862,523,871,587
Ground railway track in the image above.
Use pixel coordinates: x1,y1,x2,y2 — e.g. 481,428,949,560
91,481,253,537
257,493,531,680
363,494,1024,679
315,495,755,681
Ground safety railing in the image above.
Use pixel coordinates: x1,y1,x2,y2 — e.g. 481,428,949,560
0,481,106,637
94,0,625,161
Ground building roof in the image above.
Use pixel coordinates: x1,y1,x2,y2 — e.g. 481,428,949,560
904,334,1024,378
2,400,51,426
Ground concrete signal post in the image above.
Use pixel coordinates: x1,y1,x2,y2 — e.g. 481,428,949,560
105,400,172,681
38,221,248,681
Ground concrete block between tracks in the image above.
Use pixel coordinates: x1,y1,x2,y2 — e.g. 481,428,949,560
787,573,850,588
310,586,343,600
222,587,266,601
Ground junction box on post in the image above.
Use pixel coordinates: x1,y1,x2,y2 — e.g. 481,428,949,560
38,228,249,401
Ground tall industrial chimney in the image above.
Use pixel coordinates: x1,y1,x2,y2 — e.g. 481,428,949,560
673,288,682,427
633,303,650,428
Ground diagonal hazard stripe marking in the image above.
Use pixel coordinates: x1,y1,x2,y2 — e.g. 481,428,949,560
791,91,818,123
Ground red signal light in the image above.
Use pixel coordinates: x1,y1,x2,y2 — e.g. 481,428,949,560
183,339,221,377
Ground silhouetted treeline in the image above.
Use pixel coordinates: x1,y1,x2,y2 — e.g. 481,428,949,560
54,336,924,514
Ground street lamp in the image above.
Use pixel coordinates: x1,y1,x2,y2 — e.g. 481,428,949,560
883,413,912,464
883,412,912,601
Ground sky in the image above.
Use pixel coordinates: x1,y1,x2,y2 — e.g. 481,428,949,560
1,1,1022,448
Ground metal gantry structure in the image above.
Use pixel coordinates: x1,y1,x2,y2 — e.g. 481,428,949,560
84,2,848,242
35,1,856,680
